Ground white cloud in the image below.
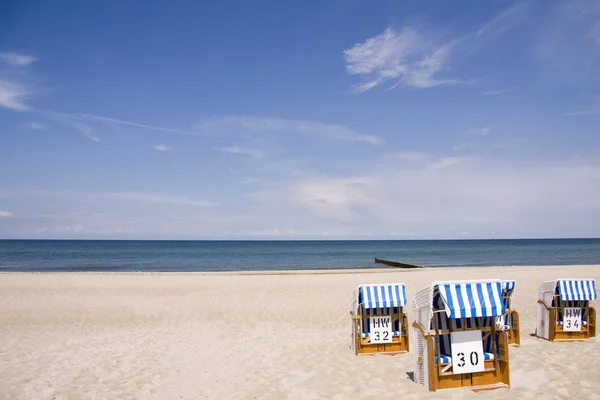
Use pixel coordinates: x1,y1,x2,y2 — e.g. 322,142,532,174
482,87,516,96
219,145,264,159
452,142,474,151
5,156,600,239
466,126,491,136
196,116,382,144
476,1,533,38
104,192,219,207
76,113,215,137
69,122,100,142
0,52,37,67
0,210,15,218
38,111,102,142
21,121,48,130
248,157,600,238
343,27,462,91
393,152,431,162
564,96,600,116
229,168,258,184
0,80,31,111
42,111,210,142
428,157,462,169
343,2,535,93
153,144,172,151
7,189,219,208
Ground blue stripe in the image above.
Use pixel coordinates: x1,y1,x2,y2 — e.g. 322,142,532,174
373,286,380,308
487,282,498,317
455,284,466,319
476,283,486,317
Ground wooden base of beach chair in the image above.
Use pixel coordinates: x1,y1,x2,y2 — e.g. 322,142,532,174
508,310,520,346
426,332,510,392
590,307,596,338
354,318,410,355
537,305,596,342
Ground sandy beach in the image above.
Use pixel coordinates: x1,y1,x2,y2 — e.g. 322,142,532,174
1,265,599,400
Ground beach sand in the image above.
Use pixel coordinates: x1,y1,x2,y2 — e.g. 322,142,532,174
1,265,599,399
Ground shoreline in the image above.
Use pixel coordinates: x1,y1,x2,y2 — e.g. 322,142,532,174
1,263,599,276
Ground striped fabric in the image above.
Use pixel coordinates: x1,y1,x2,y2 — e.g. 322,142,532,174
437,282,505,319
557,280,597,301
502,280,516,298
359,284,407,309
499,280,516,329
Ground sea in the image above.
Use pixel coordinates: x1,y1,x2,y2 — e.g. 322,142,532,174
0,239,599,272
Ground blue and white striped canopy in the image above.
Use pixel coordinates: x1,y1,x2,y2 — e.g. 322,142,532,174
436,282,505,319
502,280,516,297
557,280,597,301
359,284,407,309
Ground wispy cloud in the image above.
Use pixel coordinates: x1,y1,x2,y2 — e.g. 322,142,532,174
153,144,172,151
476,1,533,37
482,87,516,96
41,111,100,141
343,27,464,92
466,126,491,136
344,2,534,93
10,189,219,208
564,96,600,116
20,121,49,130
76,113,215,137
393,152,431,162
428,157,462,169
219,145,264,159
0,52,37,67
0,210,15,218
105,192,219,207
452,142,475,151
0,80,32,111
229,168,259,184
196,116,383,144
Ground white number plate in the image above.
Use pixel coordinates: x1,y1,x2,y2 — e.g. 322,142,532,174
370,316,392,343
563,307,582,332
450,330,485,374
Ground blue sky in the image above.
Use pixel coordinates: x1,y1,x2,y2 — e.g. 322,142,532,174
1,0,599,239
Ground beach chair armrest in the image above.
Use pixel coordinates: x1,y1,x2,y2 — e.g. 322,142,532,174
537,299,553,312
412,321,430,336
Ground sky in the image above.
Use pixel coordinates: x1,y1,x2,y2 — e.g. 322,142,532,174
0,0,599,240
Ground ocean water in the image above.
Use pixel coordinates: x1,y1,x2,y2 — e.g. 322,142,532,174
1,239,599,272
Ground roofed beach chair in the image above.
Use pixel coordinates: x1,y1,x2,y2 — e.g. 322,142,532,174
350,283,409,355
536,279,597,342
499,281,520,346
411,280,510,392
